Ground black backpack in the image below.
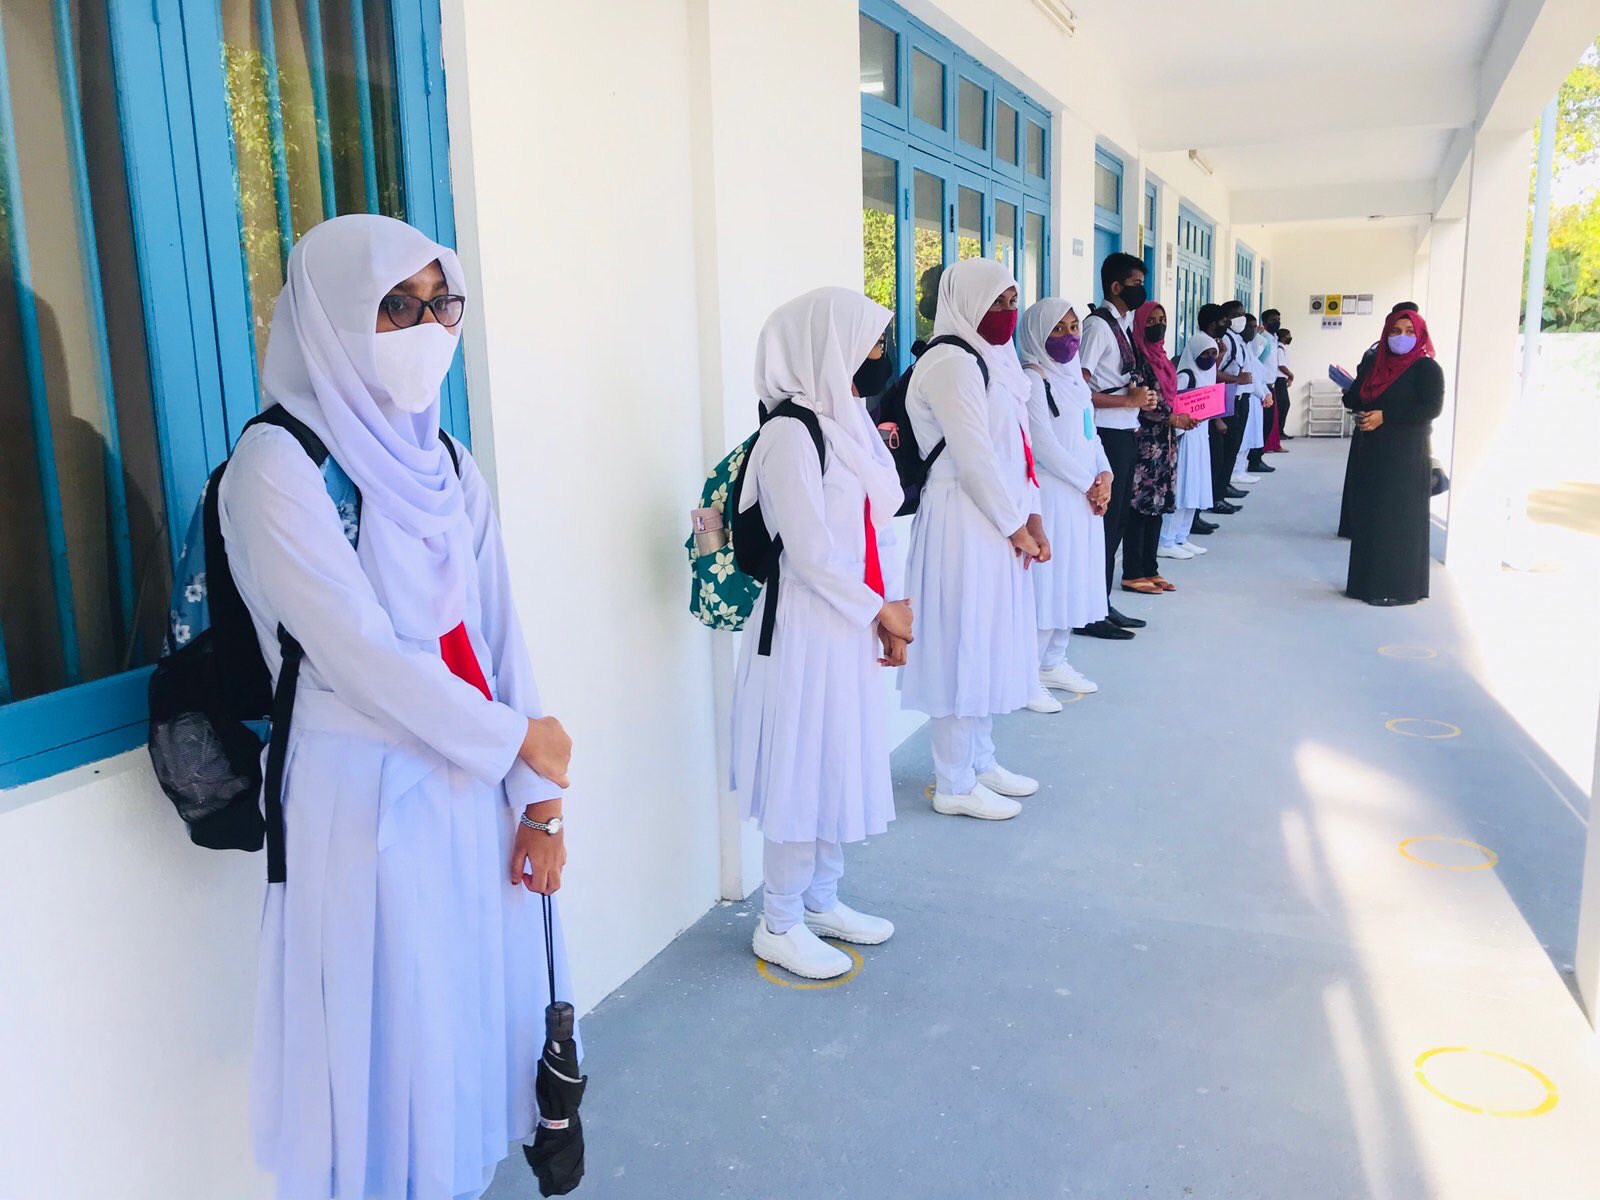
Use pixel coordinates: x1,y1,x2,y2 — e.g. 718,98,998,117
726,399,825,657
872,335,988,515
147,405,460,883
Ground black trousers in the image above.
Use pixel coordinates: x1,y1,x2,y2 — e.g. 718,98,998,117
1099,427,1137,596
1275,378,1292,435
1123,509,1163,580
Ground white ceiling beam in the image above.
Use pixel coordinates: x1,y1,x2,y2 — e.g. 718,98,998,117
1231,180,1437,226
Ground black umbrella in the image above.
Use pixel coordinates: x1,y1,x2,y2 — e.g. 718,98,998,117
524,894,587,1196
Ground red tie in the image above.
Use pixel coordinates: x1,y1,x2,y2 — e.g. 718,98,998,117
440,621,492,700
1020,425,1039,487
863,499,885,597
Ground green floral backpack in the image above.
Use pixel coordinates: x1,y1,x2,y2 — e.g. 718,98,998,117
686,401,824,654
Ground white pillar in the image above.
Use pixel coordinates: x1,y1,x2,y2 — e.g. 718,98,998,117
1424,218,1467,465
1442,128,1534,574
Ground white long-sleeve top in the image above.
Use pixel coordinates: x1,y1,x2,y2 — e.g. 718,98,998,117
219,422,560,809
1025,369,1110,493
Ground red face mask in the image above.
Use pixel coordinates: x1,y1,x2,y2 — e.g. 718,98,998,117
976,307,1019,346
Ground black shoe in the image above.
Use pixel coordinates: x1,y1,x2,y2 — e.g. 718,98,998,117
1190,516,1218,534
1250,461,1276,474
1106,606,1147,629
1208,502,1240,515
1224,485,1249,499
1190,522,1216,535
1076,619,1135,640
1281,433,1296,440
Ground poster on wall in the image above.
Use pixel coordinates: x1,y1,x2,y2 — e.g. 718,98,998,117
1324,294,1342,316
1342,294,1359,315
1310,295,1325,314
1357,294,1374,314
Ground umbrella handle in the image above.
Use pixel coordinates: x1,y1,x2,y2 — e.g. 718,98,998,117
542,893,558,1008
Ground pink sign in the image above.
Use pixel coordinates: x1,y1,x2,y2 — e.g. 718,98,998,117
1173,383,1226,420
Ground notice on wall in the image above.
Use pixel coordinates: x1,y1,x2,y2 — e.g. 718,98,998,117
1310,294,1325,314
1357,294,1374,315
1324,294,1343,316
1342,295,1359,316
1322,316,1343,330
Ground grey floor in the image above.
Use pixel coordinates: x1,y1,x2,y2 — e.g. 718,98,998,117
489,440,1600,1200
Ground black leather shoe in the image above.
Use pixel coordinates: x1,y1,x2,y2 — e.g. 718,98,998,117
1107,606,1146,629
1250,461,1276,473
1224,485,1249,499
1191,516,1218,533
1208,502,1240,515
1076,619,1135,640
1190,522,1216,535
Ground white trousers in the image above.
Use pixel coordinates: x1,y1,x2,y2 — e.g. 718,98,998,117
763,838,844,933
1037,628,1072,671
1160,508,1196,548
930,714,997,796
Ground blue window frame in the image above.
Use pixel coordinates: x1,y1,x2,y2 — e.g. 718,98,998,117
1,0,463,789
1235,242,1256,309
1092,147,1123,299
1174,202,1215,352
1142,179,1159,300
859,0,1050,364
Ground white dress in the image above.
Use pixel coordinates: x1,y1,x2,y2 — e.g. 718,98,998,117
730,418,895,845
1025,368,1109,631
221,424,572,1200
1173,360,1216,511
899,346,1039,719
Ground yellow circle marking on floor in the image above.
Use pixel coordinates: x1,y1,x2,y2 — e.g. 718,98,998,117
755,942,864,991
1413,1047,1559,1118
1060,691,1087,705
1385,717,1461,740
1398,836,1499,871
1379,644,1438,660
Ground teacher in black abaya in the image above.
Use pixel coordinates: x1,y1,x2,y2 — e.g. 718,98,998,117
1341,308,1444,606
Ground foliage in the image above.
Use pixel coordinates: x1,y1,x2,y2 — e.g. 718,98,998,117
1527,40,1600,331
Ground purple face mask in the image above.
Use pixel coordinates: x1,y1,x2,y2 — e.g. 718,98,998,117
1387,333,1417,356
1046,333,1080,364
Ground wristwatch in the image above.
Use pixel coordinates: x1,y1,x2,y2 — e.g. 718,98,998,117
520,813,563,836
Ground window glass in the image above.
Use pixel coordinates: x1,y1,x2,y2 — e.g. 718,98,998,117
858,14,897,105
911,49,943,128
957,78,985,149
1023,211,1045,309
1026,121,1045,177
0,0,171,701
957,186,983,259
993,199,1016,276
861,149,898,362
995,100,1018,166
913,169,944,343
1094,160,1119,213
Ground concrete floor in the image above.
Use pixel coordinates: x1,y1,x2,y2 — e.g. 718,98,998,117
487,439,1600,1200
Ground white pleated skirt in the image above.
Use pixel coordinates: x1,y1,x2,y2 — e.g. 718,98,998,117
1173,421,1214,511
252,692,572,1200
730,564,895,845
898,475,1037,719
1033,474,1107,632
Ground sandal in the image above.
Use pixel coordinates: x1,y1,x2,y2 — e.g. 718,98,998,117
1151,576,1177,592
1120,578,1163,595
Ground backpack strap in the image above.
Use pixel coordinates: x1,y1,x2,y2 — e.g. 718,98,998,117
753,400,826,657
914,335,989,472
1042,379,1059,418
440,429,463,476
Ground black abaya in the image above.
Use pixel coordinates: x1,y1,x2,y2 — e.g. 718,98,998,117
1342,357,1445,604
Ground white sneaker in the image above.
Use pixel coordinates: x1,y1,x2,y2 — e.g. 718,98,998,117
1040,664,1098,694
804,901,894,946
932,782,1022,820
1181,541,1207,555
752,919,852,979
1156,544,1194,560
976,764,1039,797
1025,688,1063,713
1233,472,1261,485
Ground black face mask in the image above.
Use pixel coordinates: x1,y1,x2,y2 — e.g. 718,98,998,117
1243,328,1258,343
853,353,894,398
1143,323,1167,344
1197,351,1218,370
1264,321,1281,334
1118,282,1148,310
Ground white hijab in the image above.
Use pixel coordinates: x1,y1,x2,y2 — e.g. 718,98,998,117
1177,329,1219,388
932,258,1031,419
1017,297,1092,412
261,214,469,640
749,287,903,525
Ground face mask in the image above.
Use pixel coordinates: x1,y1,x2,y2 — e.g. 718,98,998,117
1045,333,1080,364
1197,351,1218,371
852,352,894,397
371,323,460,413
1387,333,1418,355
1264,321,1280,334
1118,282,1148,310
1243,327,1257,343
1229,315,1246,333
976,307,1019,346
1143,323,1167,345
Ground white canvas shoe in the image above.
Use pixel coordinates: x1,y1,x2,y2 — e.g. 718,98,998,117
804,901,894,946
752,919,852,979
932,783,1022,820
1180,541,1207,555
1233,472,1261,485
1025,688,1064,713
1040,664,1098,694
976,764,1039,797
1156,544,1194,560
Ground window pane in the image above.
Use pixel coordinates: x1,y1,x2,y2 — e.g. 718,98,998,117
1026,121,1045,177
858,14,897,105
1094,161,1119,212
1023,211,1045,309
995,100,1018,166
913,170,944,343
0,0,171,699
993,199,1016,277
861,150,898,364
911,49,943,128
958,78,985,149
957,186,983,259
222,0,407,369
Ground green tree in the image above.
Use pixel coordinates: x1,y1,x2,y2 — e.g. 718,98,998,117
1526,39,1600,331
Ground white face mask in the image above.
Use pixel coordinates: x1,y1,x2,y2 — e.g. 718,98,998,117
1229,316,1246,333
371,323,461,413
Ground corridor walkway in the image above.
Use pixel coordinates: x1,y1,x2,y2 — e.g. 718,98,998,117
489,440,1600,1200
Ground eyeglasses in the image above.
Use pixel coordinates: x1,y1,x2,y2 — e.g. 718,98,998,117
378,293,467,329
